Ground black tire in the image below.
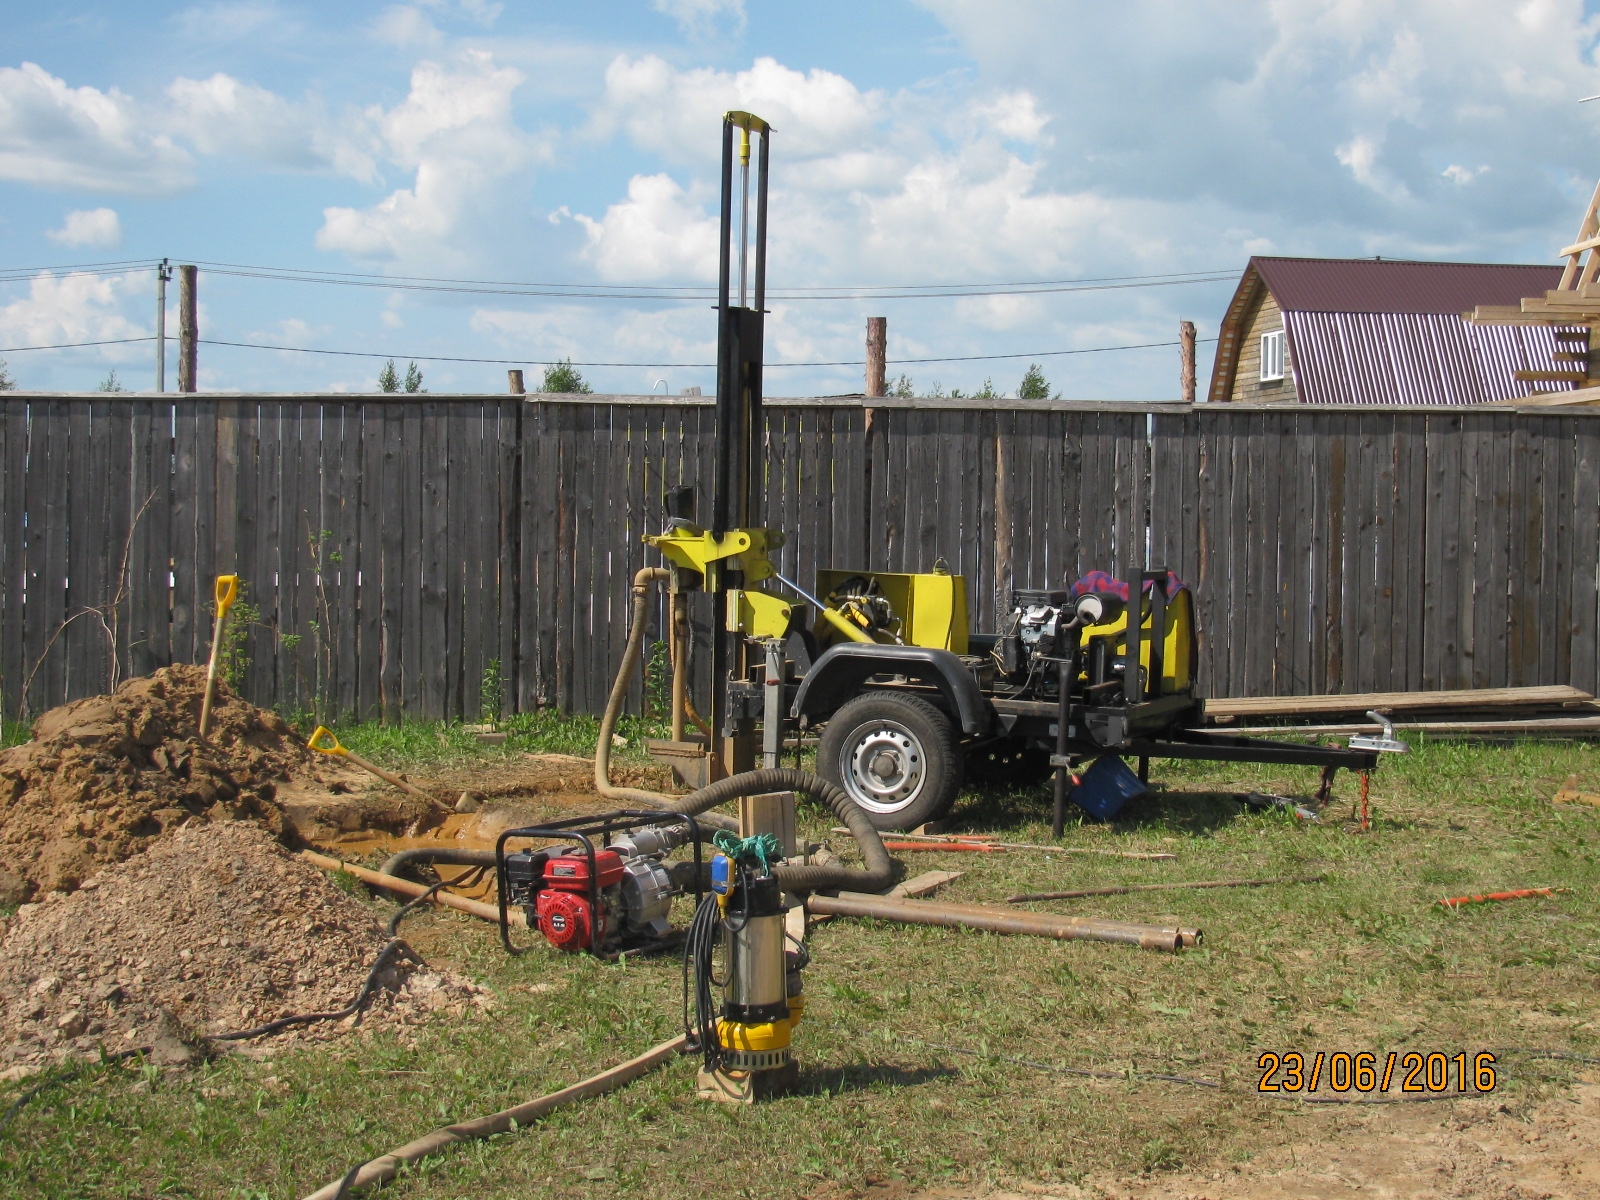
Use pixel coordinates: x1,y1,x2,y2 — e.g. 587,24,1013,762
816,692,962,833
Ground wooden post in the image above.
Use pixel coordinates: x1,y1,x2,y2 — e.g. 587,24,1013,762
1179,320,1196,403
508,369,525,394
866,316,886,397
178,265,198,393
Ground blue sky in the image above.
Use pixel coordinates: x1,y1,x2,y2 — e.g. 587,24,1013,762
4,0,1600,397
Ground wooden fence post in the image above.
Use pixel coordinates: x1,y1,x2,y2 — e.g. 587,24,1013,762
1180,320,1196,404
178,266,198,394
866,317,886,398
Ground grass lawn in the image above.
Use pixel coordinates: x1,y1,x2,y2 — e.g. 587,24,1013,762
1,727,1597,1198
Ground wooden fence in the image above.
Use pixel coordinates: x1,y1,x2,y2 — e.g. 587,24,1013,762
0,394,1595,721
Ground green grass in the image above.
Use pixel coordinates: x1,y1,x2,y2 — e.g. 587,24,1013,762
2,731,1598,1198
284,710,673,773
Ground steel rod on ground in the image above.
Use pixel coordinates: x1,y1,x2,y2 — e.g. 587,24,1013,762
1004,873,1326,904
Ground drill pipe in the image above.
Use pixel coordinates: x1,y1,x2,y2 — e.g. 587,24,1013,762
810,892,1198,952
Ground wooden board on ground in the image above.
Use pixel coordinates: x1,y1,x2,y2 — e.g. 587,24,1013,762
1205,684,1593,720
890,870,964,899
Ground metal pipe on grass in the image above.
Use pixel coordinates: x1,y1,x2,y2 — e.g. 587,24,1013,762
298,850,523,926
1005,873,1326,904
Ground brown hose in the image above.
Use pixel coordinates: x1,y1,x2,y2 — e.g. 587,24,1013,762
594,568,677,807
300,1034,687,1199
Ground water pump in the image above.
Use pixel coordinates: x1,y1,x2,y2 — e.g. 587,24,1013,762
495,812,704,959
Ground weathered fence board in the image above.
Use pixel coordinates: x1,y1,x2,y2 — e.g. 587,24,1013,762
2,395,1598,722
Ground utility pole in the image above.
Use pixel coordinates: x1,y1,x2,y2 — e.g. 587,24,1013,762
507,368,525,394
1179,320,1197,404
178,265,198,393
865,316,886,397
155,259,171,392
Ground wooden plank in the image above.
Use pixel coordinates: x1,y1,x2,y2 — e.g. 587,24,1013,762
34,403,71,709
1369,412,1395,694
1508,414,1542,687
496,400,520,718
1545,416,1573,689
1224,716,1600,737
401,400,425,717
1206,684,1591,718
1572,420,1600,694
63,399,97,701
331,402,362,721
355,402,383,719
419,398,449,719
0,400,21,714
248,400,277,708
378,402,405,721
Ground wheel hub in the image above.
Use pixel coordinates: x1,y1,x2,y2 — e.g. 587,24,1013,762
845,721,925,813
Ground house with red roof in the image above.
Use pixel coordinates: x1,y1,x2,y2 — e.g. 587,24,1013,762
1208,257,1584,405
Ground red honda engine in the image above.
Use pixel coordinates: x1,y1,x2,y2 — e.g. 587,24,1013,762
534,848,625,952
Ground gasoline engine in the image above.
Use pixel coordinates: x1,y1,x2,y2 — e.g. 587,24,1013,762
494,812,704,959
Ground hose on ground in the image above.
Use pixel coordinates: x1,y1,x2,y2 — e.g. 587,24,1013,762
594,568,679,808
379,847,500,883
655,768,894,895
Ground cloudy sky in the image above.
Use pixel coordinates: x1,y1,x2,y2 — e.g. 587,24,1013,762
4,0,1600,397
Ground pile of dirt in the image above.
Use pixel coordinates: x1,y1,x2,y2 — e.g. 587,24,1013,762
0,665,418,901
0,821,489,1071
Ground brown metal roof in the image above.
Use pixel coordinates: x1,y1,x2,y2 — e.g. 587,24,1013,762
1251,256,1563,315
1282,312,1567,405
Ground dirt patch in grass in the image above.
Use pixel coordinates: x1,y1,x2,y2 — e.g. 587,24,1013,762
0,821,489,1074
916,1077,1600,1198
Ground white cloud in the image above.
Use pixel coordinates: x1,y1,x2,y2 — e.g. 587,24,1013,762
46,207,122,248
372,6,444,47
1443,163,1491,185
0,62,191,193
575,174,718,281
592,55,881,164
167,73,378,180
0,272,147,357
174,2,286,42
652,0,745,37
318,51,540,261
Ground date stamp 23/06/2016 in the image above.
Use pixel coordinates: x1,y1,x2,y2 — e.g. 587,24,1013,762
1257,1051,1498,1094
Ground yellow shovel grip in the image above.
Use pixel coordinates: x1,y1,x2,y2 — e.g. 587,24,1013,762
214,574,239,617
307,726,347,756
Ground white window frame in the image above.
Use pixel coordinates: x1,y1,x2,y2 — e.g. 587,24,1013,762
1260,329,1286,382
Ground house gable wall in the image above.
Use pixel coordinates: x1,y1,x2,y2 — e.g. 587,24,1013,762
1230,289,1297,402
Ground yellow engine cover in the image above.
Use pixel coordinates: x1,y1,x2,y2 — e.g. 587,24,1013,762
813,569,969,654
1080,586,1196,695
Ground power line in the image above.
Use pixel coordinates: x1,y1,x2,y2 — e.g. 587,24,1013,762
1,256,1236,302
198,335,1217,369
0,337,154,353
193,264,1235,302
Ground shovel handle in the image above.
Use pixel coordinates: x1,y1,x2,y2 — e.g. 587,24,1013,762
214,574,239,618
307,725,347,756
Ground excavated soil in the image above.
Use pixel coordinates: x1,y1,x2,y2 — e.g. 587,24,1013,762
0,822,489,1071
0,665,430,901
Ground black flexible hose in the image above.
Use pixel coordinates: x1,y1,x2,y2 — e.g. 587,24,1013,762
655,768,894,895
379,847,500,883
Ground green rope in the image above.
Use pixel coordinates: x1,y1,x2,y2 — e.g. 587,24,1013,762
712,830,782,872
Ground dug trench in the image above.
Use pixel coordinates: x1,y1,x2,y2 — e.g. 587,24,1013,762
0,666,664,1072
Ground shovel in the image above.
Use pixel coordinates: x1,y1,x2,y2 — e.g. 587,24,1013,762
198,574,238,738
307,725,445,809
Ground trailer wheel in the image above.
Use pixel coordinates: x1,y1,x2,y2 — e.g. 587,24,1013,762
817,692,962,832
